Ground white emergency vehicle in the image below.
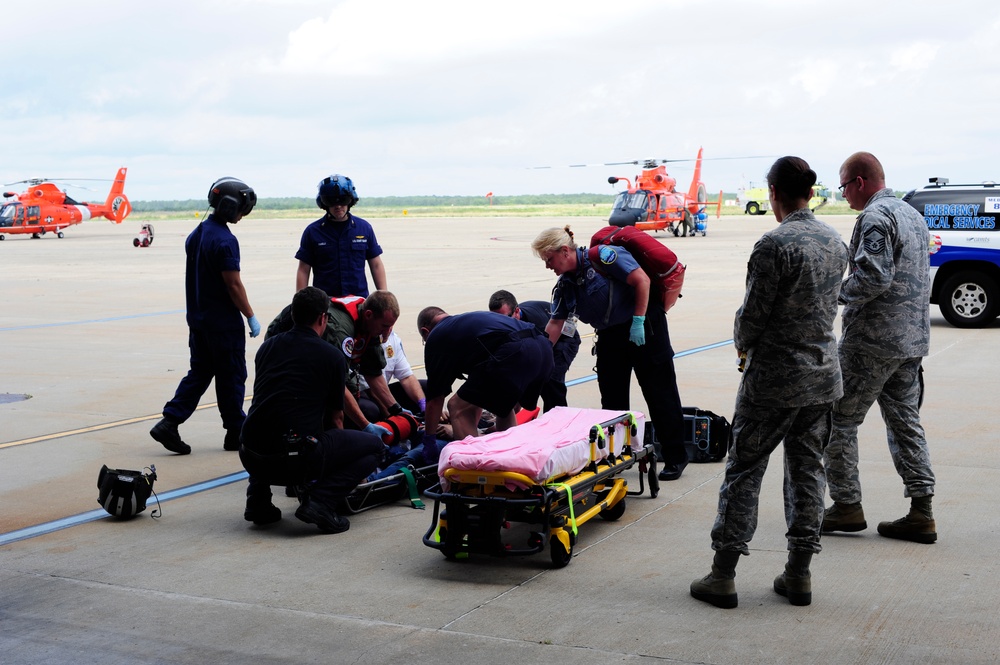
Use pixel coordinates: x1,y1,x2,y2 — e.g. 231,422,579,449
903,178,1000,328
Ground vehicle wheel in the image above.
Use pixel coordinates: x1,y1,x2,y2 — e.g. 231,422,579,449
32,233,41,239
57,231,64,238
550,535,573,568
133,238,140,247
746,202,760,215
600,497,626,521
939,271,1000,328
0,235,5,241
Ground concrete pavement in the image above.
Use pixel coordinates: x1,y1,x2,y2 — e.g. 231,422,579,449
1,214,998,664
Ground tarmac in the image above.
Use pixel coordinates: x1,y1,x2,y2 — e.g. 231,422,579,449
1,213,998,665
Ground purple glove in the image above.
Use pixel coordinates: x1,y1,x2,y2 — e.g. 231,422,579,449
421,430,441,467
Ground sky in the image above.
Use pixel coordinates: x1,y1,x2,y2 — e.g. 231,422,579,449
2,0,998,202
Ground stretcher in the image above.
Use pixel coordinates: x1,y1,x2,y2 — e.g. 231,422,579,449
338,408,543,514
421,408,659,567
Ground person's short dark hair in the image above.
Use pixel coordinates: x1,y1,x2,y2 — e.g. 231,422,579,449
766,156,817,209
361,290,399,319
291,286,330,326
488,290,518,314
417,306,446,334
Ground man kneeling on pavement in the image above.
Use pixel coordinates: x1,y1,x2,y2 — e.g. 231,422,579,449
239,287,385,533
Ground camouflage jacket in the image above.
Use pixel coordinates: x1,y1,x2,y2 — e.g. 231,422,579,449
840,189,931,358
735,208,848,408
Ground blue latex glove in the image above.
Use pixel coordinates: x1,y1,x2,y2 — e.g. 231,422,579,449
417,398,427,414
629,315,646,346
247,314,261,338
363,422,392,441
421,431,441,467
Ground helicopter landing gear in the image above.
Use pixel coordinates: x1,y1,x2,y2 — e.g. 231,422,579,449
57,231,64,238
31,233,41,239
0,234,5,241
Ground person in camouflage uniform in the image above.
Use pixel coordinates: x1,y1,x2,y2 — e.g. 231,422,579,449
822,152,937,545
690,156,848,609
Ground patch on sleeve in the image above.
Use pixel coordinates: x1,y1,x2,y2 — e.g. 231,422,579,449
863,227,887,255
598,245,618,265
341,338,355,357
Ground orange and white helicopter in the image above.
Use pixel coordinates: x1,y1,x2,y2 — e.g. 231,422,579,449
606,147,722,237
0,167,131,241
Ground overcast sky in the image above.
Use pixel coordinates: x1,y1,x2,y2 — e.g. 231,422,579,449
2,1,997,202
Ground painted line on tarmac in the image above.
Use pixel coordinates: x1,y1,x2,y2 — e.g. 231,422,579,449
0,309,185,332
0,472,249,547
0,338,734,545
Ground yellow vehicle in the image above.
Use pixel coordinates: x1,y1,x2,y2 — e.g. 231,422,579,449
738,182,831,215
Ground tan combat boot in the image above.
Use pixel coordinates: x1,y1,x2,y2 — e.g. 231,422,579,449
690,551,740,609
773,551,812,606
877,495,937,544
822,501,867,533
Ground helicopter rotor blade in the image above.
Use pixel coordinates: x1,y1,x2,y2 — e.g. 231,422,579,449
528,155,774,170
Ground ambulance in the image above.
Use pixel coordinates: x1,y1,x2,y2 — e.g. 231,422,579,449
903,178,1000,328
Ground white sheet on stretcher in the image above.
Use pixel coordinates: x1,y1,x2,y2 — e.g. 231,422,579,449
438,407,645,490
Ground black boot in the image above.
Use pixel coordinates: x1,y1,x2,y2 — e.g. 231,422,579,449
150,417,191,455
773,551,812,606
690,550,741,609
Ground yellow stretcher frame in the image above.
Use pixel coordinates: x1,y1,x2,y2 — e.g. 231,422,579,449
421,412,659,567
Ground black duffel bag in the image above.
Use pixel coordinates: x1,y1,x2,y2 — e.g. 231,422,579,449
645,407,732,464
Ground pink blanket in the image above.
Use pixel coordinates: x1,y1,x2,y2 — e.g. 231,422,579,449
438,407,645,489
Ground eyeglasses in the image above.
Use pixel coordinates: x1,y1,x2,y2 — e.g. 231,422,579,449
838,176,860,194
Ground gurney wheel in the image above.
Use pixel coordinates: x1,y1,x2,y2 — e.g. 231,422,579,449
600,497,626,521
550,537,573,568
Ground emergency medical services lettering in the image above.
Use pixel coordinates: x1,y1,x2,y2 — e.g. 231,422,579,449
923,203,997,231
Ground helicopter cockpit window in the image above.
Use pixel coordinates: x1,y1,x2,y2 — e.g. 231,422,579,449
0,203,19,221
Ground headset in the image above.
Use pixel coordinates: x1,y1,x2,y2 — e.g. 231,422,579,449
208,177,257,223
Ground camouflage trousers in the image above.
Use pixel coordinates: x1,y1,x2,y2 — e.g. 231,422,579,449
824,355,935,505
711,402,832,555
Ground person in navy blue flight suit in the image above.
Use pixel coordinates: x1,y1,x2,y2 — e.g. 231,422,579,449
150,177,261,455
415,307,554,464
295,174,387,298
488,289,581,411
532,225,688,481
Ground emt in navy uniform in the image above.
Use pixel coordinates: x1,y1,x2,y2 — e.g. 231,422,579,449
415,307,554,465
532,225,687,481
488,289,581,411
240,286,385,533
295,174,386,298
150,177,261,455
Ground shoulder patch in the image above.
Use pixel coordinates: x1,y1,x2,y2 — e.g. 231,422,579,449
386,343,395,359
598,246,618,265
341,338,354,356
863,227,887,255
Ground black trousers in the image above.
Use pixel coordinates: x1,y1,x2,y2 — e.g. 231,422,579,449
243,429,383,508
594,306,687,469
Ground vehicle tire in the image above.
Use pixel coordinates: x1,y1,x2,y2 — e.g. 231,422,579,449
599,497,626,521
57,231,64,238
939,271,1000,328
0,235,5,241
747,202,760,215
133,238,140,247
550,534,573,568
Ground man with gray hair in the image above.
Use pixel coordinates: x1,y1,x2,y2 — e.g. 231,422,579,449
823,151,937,544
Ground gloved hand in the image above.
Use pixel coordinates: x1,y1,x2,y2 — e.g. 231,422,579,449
629,315,646,346
421,430,442,467
417,398,427,415
248,314,261,338
363,422,392,441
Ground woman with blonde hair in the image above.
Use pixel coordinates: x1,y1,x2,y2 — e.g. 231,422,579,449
531,225,687,481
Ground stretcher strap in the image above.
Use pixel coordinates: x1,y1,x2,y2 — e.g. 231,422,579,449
547,482,578,536
399,467,424,509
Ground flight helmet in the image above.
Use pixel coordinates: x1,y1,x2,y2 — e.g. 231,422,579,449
317,174,359,210
208,177,257,223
